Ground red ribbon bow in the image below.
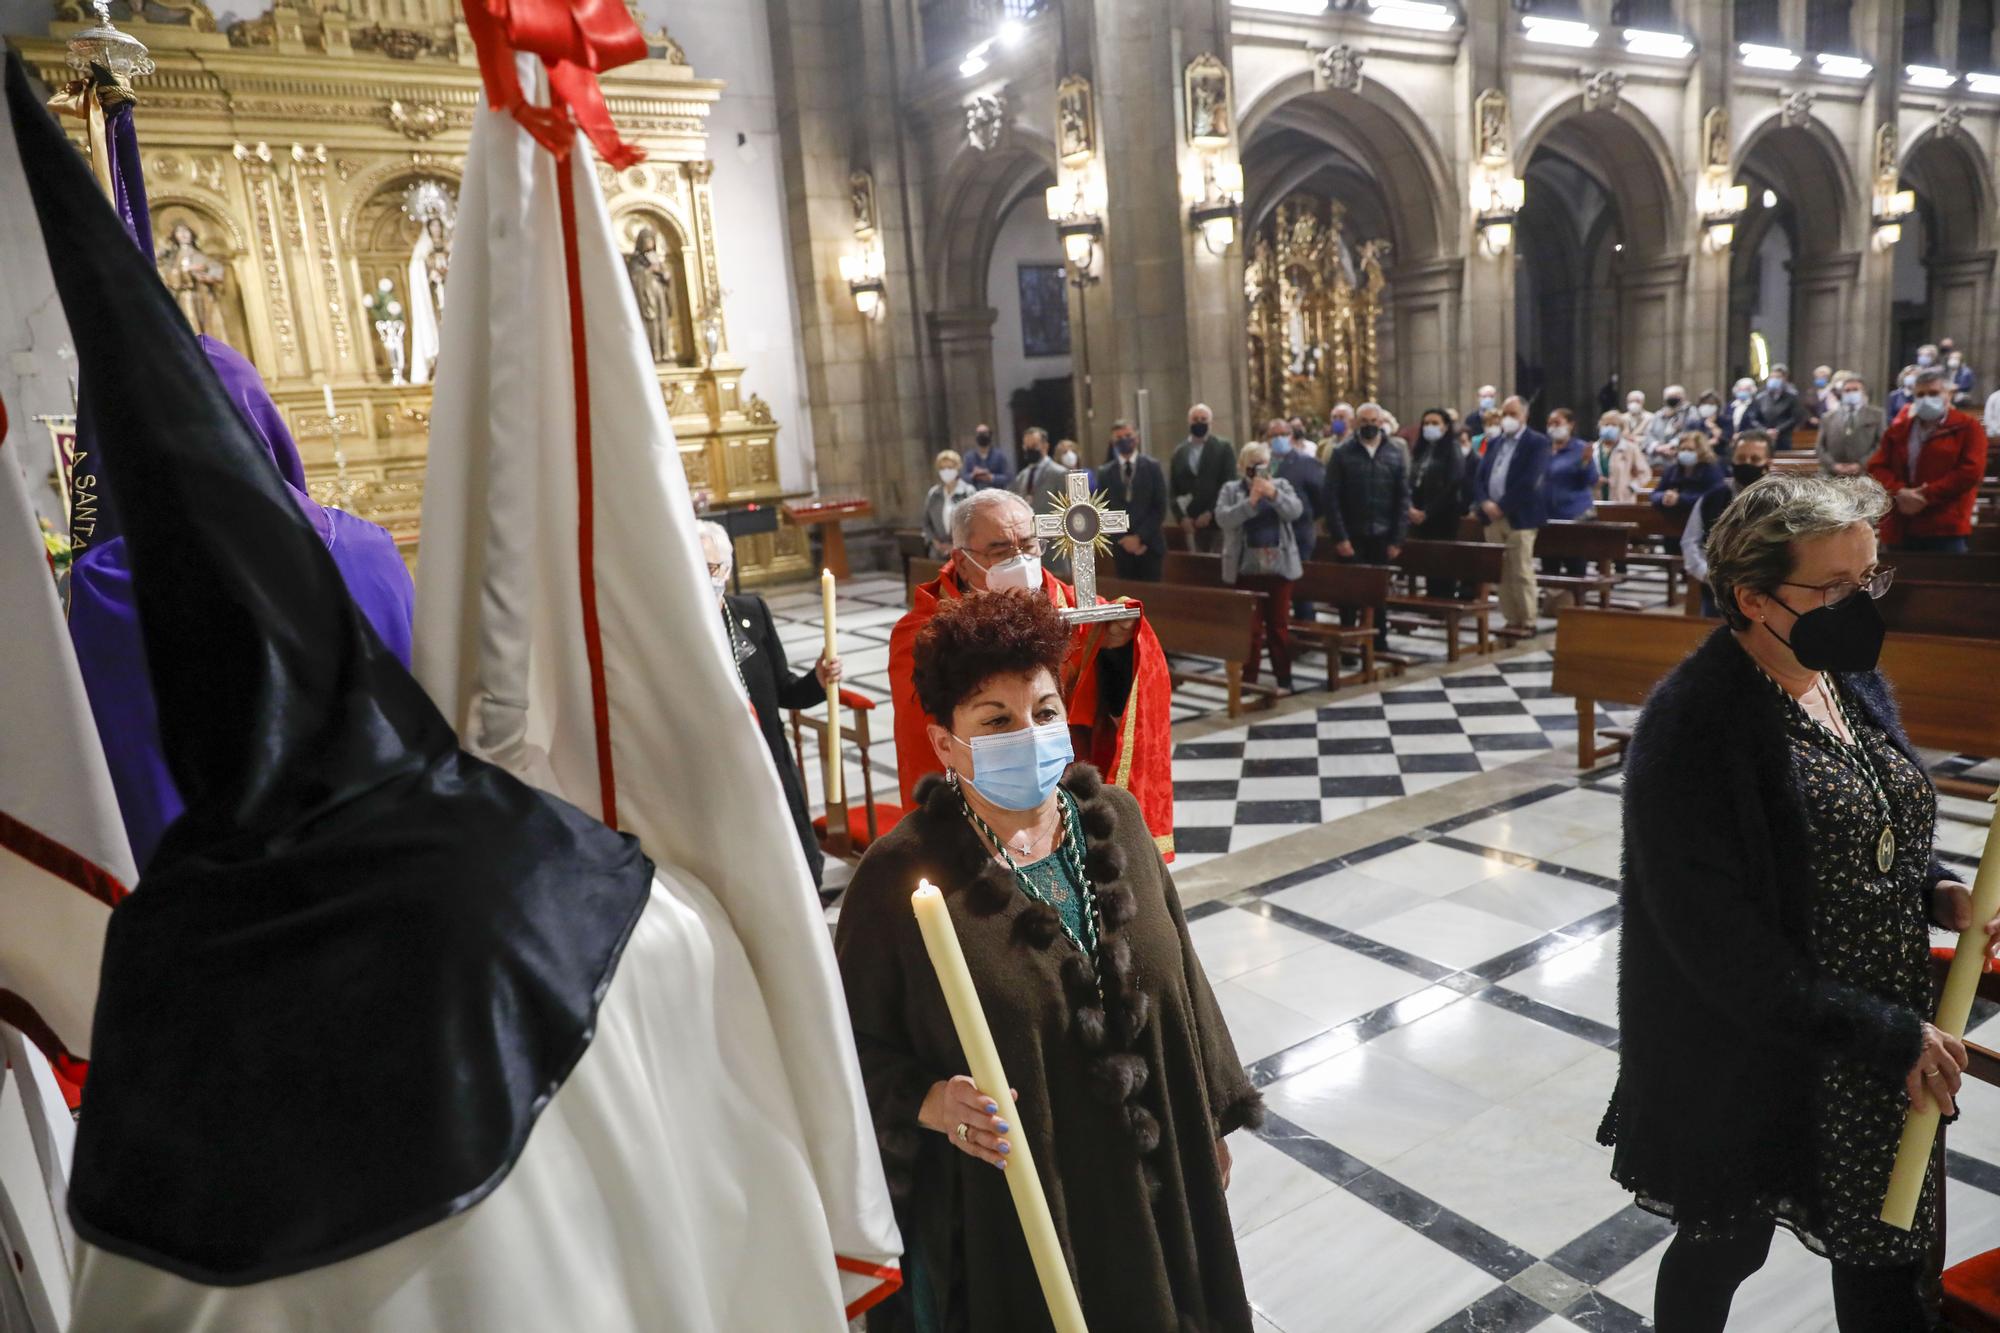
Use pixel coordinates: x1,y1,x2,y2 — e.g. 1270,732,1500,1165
462,0,648,169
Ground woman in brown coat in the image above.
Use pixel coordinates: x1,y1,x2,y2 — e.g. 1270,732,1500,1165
835,590,1260,1333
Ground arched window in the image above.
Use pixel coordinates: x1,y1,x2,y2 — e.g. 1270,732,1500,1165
1904,0,1939,65
1805,0,1851,53
1961,0,1995,72
1734,0,1782,45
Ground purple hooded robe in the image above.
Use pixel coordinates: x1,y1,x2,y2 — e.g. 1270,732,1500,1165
67,336,415,867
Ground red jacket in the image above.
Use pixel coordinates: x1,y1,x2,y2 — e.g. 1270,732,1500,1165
1867,405,1989,542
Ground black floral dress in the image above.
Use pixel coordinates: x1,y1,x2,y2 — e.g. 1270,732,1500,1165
1732,682,1940,1264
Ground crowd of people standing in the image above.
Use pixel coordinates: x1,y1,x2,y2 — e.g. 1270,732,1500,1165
920,346,1994,690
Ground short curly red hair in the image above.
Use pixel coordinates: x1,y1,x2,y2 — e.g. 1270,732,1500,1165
912,590,1071,722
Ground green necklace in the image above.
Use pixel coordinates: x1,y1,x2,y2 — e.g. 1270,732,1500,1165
1763,669,1899,875
962,787,1103,965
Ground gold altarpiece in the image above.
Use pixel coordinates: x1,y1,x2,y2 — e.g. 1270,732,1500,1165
14,0,810,584
1244,194,1389,428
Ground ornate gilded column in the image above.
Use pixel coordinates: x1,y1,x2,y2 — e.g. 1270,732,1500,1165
232,140,307,381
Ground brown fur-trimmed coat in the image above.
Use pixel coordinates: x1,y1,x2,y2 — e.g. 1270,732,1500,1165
835,766,1261,1333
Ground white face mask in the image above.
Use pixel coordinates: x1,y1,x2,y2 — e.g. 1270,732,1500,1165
1057,450,1077,468
1842,390,1864,408
1549,425,1571,442
939,468,960,486
710,573,729,598
1500,415,1522,436
1697,403,1718,420
963,548,1042,592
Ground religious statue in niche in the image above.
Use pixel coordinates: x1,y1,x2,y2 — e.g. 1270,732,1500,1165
402,178,455,385
849,169,877,238
1475,89,1509,163
625,224,679,363
1184,54,1231,146
1874,122,1898,186
1056,75,1094,165
156,219,230,339
1243,193,1387,426
1703,105,1730,173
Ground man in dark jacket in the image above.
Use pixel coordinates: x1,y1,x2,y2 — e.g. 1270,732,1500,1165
1098,419,1168,580
699,522,841,895
1323,401,1409,645
1473,395,1552,633
1169,402,1235,553
1268,417,1326,619
1745,363,1806,450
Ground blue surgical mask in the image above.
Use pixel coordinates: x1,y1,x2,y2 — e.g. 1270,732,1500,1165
1917,353,1936,368
1421,424,1444,442
1478,395,1495,411
956,719,1074,811
1271,435,1293,455
1813,376,1828,388
1913,394,1946,421
1677,449,1698,469
1599,424,1620,442
1766,376,1784,391
1330,419,1348,437
1735,389,1752,402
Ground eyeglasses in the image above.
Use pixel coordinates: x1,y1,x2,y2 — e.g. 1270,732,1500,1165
972,537,1043,562
1780,565,1895,609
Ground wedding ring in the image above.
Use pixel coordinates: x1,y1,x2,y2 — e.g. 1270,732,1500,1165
955,1123,969,1143
1927,1069,1944,1079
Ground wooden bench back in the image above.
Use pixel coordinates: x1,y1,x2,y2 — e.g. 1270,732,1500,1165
1888,551,2000,585
1554,607,2000,757
1593,502,1683,542
1879,580,2000,639
907,558,1263,664
1159,550,1393,609
1396,539,1504,584
1535,520,1636,565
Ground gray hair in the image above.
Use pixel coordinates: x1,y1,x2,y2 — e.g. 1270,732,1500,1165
950,486,1032,548
1706,475,1890,630
695,519,733,576
1914,365,1948,390
1355,401,1383,417
1022,426,1049,447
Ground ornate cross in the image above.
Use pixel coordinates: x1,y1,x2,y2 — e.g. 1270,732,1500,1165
1036,470,1139,625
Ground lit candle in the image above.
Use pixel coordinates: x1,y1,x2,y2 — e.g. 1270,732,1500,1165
1882,790,2000,1228
321,383,336,419
822,568,843,808
911,882,1088,1332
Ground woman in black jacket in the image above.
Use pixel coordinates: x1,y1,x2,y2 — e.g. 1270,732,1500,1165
1406,407,1464,596
1601,473,1999,1331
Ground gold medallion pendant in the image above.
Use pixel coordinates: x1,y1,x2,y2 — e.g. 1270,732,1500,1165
1877,826,1897,875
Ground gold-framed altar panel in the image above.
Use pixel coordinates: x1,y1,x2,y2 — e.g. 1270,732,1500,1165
1244,193,1388,430
13,0,809,585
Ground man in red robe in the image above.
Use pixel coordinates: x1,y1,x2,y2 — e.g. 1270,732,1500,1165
890,489,1176,857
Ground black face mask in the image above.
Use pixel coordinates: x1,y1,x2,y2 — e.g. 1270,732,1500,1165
1190,421,1210,438
1357,424,1382,442
1665,396,1684,409
1022,447,1044,464
975,430,992,447
1767,588,1887,673
1731,463,1768,487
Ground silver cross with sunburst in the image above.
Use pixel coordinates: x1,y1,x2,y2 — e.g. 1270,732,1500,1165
1035,470,1137,624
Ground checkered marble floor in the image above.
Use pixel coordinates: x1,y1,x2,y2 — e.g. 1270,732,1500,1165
1170,654,1634,870
1187,774,2000,1333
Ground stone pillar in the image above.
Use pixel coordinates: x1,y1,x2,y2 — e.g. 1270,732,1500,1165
1851,0,1903,388
1681,0,1733,390
929,308,1000,450
1791,251,1864,374
1620,256,1691,401
1455,0,1513,399
1388,259,1462,415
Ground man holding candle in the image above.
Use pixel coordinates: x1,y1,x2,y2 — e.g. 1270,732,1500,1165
698,522,841,895
838,590,1258,1332
1601,472,2000,1331
889,488,1176,857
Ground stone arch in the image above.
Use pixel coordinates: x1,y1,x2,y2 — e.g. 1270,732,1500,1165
1728,110,1862,381
1733,111,1859,255
1899,125,1994,259
927,134,1060,313
1514,93,1685,260
1897,125,1997,375
1238,70,1456,263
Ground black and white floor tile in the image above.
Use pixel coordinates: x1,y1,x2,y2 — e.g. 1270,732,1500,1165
1189,774,2000,1333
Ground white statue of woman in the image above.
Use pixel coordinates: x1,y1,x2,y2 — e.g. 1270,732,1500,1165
406,215,449,385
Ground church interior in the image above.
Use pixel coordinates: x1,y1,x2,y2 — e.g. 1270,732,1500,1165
4,0,2000,1330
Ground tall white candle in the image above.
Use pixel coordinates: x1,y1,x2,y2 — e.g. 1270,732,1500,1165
1882,790,2000,1228
321,383,336,419
911,882,1088,1332
821,568,843,808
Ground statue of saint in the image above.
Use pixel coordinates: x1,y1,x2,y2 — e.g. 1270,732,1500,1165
625,226,678,364
157,222,228,339
407,214,451,386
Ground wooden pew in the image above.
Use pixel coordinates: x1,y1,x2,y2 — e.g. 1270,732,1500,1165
1587,502,1685,598
1553,607,2000,771
1877,580,2000,639
1887,551,2000,585
1385,540,1501,661
1158,550,1393,692
906,557,1276,717
1533,520,1637,608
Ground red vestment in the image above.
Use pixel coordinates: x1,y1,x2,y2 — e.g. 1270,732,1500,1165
889,558,1176,859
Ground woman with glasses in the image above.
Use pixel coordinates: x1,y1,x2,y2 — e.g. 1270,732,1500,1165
1602,473,2000,1331
838,590,1258,1333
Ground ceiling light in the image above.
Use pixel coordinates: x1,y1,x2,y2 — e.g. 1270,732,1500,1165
1968,73,2000,94
996,18,1025,44
1762,188,1778,208
1624,28,1692,58
1739,42,1801,70
1521,15,1598,46
958,43,990,77
1907,64,1957,88
1367,0,1456,31
1233,0,1331,13
1816,53,1873,78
